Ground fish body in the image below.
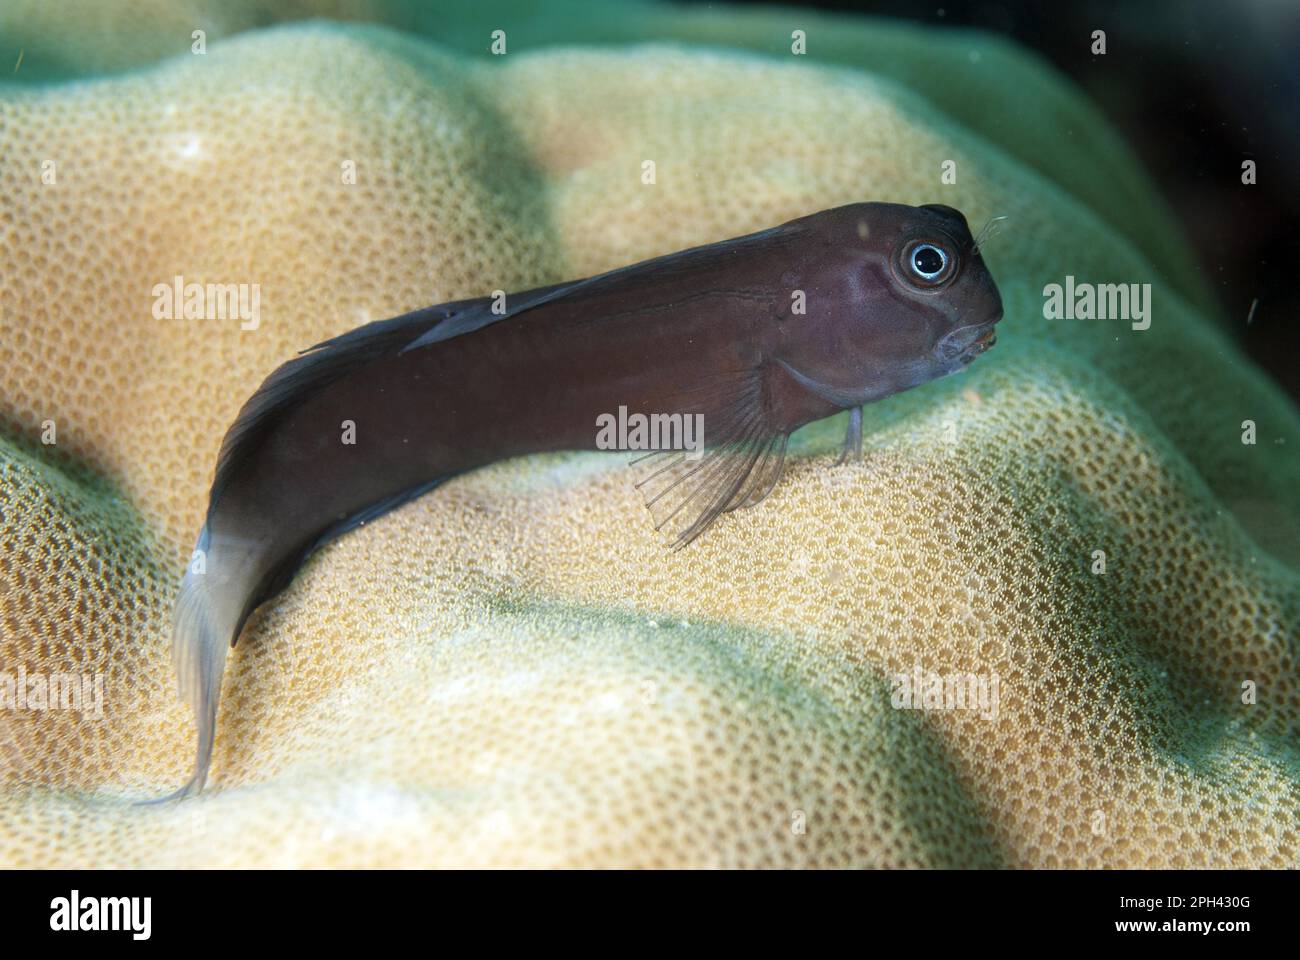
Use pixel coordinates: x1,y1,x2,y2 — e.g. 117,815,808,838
163,201,1003,798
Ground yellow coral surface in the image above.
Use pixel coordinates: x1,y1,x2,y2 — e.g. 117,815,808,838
0,6,1297,867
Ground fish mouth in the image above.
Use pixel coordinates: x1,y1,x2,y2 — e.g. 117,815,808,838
935,320,999,363
966,325,998,357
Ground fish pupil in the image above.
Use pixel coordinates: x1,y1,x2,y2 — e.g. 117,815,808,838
912,244,946,277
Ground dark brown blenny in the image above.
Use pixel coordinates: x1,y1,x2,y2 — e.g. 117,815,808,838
160,201,1003,799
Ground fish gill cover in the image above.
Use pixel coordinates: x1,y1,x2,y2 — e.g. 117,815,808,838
0,0,1296,866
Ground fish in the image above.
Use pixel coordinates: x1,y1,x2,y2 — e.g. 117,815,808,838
159,201,1003,799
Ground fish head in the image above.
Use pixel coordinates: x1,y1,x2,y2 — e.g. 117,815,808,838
774,202,1004,408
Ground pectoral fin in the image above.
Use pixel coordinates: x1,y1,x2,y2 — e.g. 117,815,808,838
630,373,788,549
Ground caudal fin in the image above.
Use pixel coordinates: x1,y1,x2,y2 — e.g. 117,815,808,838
150,525,255,801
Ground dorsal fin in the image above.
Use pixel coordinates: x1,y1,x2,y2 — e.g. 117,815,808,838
399,220,807,352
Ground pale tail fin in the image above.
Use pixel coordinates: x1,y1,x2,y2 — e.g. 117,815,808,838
148,525,255,802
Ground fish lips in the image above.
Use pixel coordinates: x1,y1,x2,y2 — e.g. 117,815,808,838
935,318,1000,363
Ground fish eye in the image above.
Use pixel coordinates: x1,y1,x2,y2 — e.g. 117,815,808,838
910,243,948,281
894,239,956,290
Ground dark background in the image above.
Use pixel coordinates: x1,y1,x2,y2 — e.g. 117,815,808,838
694,0,1300,403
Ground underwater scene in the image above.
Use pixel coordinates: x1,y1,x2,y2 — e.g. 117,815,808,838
0,0,1297,899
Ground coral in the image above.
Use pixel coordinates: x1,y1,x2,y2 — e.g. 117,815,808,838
0,7,1296,867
